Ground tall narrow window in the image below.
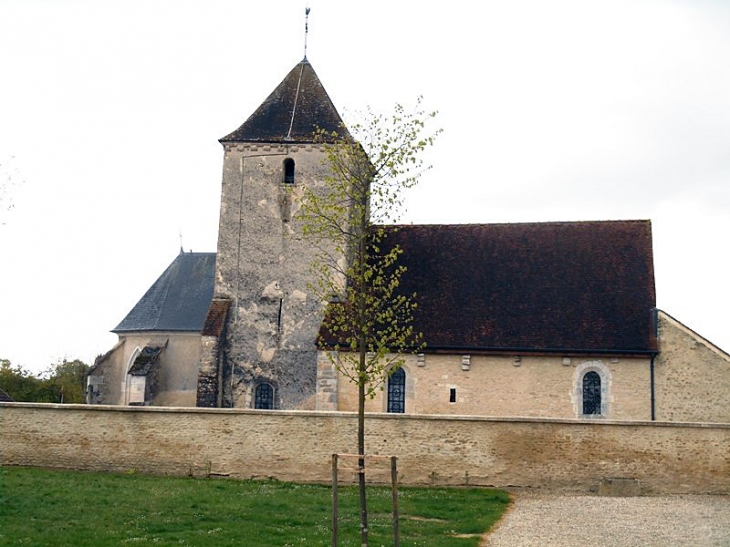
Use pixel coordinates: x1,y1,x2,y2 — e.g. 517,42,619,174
387,368,406,413
254,383,274,409
277,298,283,333
283,158,295,184
124,347,141,406
582,371,601,415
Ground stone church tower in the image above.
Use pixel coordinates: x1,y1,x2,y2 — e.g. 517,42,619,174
196,58,349,410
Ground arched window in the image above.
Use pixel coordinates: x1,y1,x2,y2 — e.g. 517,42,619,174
283,158,295,184
124,347,142,406
387,368,406,413
582,371,601,415
573,361,611,418
254,383,274,409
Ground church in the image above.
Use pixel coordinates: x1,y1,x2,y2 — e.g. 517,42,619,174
87,57,730,424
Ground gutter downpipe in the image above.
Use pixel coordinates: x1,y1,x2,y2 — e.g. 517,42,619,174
650,307,658,421
650,353,656,421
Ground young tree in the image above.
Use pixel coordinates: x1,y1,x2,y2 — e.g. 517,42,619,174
301,98,439,546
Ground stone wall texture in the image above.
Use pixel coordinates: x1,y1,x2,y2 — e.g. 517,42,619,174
214,143,341,410
324,311,730,423
2,403,728,494
655,312,730,423
196,336,222,407
332,354,653,420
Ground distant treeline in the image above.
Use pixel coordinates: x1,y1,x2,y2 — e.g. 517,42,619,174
0,358,89,403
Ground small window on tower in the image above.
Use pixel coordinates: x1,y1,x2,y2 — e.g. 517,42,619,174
254,383,274,409
283,158,295,184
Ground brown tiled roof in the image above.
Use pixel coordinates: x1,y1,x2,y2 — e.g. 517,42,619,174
202,298,231,337
220,59,349,144
320,220,657,355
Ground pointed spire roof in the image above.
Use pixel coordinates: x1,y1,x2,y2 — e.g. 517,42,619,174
221,59,349,144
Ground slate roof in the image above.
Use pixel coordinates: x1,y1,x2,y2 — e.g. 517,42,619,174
320,220,658,355
220,59,349,144
128,345,165,376
114,252,216,333
0,388,14,402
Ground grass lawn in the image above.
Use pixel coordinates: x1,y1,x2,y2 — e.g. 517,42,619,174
0,466,509,546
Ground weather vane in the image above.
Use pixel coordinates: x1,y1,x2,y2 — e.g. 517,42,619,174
304,6,311,61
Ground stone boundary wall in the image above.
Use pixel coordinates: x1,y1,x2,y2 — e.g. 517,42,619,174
1,403,728,494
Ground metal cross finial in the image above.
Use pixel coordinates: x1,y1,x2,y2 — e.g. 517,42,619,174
304,7,311,61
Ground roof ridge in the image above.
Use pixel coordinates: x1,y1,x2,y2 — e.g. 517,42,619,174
378,219,652,229
286,61,306,141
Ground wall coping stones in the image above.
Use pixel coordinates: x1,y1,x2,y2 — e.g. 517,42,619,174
2,402,729,430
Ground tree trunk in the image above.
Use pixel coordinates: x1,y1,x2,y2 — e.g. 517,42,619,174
358,333,368,546
356,199,370,547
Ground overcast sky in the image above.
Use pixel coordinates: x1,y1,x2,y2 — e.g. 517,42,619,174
1,0,729,374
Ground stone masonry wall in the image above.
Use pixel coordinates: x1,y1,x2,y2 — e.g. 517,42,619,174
332,353,652,420
2,403,728,494
214,144,341,410
326,314,730,424
196,336,221,407
655,311,730,422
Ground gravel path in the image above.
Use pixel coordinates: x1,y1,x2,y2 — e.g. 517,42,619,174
482,492,730,547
